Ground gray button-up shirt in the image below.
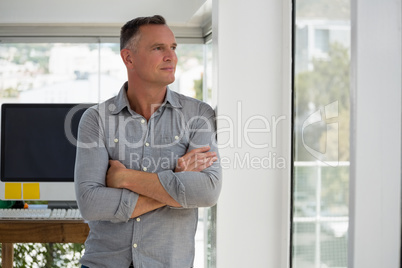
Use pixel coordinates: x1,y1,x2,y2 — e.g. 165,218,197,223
74,83,222,268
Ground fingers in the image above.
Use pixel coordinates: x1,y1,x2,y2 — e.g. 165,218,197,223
191,155,217,171
177,156,215,172
177,153,211,169
175,146,218,172
106,160,127,188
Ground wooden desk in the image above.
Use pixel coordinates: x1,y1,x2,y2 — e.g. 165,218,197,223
0,220,89,268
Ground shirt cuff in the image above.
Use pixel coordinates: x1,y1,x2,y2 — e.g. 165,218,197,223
112,189,138,223
157,170,187,208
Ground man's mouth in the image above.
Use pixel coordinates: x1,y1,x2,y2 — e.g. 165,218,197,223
160,66,175,71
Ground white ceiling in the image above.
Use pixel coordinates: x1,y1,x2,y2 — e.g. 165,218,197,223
0,0,211,28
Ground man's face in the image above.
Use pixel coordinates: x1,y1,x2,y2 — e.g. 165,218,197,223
130,24,178,87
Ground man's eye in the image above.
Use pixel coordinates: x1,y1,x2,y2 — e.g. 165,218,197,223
154,47,161,50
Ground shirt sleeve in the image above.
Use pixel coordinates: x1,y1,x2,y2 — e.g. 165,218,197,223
157,104,222,208
74,107,138,222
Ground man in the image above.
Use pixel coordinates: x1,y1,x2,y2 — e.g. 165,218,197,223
74,15,222,268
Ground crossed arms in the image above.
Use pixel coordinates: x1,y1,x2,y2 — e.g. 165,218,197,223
106,146,218,218
75,107,222,222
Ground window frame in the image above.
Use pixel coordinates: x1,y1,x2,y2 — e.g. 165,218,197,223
348,0,401,267
0,28,217,268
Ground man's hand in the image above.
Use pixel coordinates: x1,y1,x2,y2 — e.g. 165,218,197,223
106,160,128,189
175,146,218,173
107,146,218,187
132,195,166,218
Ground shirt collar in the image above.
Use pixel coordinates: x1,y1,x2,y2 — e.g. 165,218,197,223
164,87,182,109
110,82,130,115
111,82,182,115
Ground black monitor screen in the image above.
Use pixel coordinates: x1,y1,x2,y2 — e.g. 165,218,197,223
1,104,91,182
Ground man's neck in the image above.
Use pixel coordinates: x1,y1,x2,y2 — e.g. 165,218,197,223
126,82,167,120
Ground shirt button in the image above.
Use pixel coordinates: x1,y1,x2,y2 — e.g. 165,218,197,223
141,119,146,124
133,243,138,248
175,136,179,140
114,138,118,143
143,167,147,172
136,217,141,222
145,142,150,147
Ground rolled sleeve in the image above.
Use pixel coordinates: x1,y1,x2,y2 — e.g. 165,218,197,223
158,167,222,208
74,107,138,222
157,103,222,208
157,170,187,207
112,189,139,222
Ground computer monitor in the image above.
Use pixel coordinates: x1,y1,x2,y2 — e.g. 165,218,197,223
0,103,92,204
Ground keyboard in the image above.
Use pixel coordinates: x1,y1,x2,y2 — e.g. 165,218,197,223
0,208,83,220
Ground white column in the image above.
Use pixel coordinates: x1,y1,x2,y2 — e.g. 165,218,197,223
213,0,292,267
349,0,401,267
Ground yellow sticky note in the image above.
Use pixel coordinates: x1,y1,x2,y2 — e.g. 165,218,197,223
5,183,22,199
23,183,40,199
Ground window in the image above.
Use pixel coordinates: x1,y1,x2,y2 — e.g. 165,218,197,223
0,39,212,267
314,29,329,53
292,0,351,267
0,42,206,103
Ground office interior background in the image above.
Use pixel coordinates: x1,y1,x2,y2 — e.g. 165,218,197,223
0,0,400,267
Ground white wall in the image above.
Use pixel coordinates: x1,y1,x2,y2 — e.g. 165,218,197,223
214,0,292,267
349,0,401,267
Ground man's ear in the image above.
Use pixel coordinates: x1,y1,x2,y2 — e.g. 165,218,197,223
121,49,134,68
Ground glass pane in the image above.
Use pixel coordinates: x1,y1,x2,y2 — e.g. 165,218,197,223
204,41,217,268
171,44,204,100
204,42,214,106
0,43,104,104
0,41,211,267
0,43,206,104
292,0,351,267
99,43,126,102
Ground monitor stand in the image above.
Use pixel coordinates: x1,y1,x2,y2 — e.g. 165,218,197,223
47,201,78,209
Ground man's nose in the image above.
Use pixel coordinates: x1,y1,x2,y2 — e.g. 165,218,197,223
164,50,176,62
